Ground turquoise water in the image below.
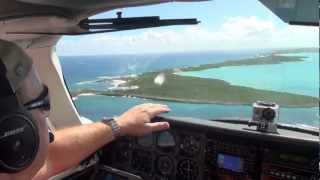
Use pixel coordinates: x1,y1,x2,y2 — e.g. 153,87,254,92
75,95,319,127
62,51,319,127
177,53,319,97
60,50,259,90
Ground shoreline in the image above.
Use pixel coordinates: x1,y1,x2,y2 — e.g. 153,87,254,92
73,91,318,108
178,54,306,72
71,50,319,108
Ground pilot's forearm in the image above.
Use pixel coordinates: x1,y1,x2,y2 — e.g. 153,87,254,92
44,103,170,178
46,122,114,177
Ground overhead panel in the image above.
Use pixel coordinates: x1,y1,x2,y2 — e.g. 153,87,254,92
259,0,319,26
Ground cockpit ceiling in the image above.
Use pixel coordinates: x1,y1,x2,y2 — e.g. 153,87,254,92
0,0,71,21
0,0,204,21
1,0,318,26
17,0,172,10
0,0,317,44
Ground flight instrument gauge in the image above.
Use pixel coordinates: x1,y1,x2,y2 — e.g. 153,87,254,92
156,155,174,175
177,159,199,180
179,135,201,157
157,131,176,148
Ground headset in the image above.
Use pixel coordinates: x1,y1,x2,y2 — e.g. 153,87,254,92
0,58,48,173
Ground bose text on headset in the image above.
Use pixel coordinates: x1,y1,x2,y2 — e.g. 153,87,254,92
0,40,51,175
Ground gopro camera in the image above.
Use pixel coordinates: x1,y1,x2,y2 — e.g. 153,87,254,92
251,101,279,133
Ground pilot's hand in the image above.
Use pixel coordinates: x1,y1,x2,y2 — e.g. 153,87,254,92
116,103,170,137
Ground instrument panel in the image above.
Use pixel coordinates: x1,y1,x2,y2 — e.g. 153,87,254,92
100,117,319,180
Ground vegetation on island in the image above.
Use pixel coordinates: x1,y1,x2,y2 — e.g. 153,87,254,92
72,53,319,107
272,47,318,54
179,55,305,72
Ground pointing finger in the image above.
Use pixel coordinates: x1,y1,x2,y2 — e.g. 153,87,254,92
145,122,170,133
142,103,168,108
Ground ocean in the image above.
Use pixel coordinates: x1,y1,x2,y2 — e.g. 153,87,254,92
60,50,319,127
177,53,318,97
61,50,262,90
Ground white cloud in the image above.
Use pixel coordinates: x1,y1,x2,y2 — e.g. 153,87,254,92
57,16,319,55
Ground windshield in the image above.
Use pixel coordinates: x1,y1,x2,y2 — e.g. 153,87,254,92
57,1,319,128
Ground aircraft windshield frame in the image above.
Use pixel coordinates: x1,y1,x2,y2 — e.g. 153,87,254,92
58,2,319,128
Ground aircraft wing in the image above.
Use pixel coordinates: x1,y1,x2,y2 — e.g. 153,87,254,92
259,0,319,26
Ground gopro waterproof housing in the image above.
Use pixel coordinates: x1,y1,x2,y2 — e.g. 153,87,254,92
251,101,279,133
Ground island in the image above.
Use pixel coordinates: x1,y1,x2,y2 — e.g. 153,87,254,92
72,51,319,107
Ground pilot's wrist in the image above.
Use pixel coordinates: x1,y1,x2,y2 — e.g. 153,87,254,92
102,117,122,139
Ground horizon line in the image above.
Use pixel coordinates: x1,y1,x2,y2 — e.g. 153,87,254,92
58,47,319,57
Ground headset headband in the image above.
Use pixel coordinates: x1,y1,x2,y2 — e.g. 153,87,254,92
0,59,21,116
0,60,14,96
0,40,32,93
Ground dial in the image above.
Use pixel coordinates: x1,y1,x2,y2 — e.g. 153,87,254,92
177,159,199,180
156,155,174,175
157,131,176,148
179,135,201,157
131,150,153,173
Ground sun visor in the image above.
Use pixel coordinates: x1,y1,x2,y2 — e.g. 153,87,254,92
259,0,319,26
0,40,32,93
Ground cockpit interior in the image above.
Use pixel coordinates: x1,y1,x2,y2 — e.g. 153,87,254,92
62,116,318,180
0,0,319,180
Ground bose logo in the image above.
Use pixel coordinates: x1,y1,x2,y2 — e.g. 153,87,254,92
0,127,25,140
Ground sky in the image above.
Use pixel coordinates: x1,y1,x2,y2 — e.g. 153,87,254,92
56,0,319,55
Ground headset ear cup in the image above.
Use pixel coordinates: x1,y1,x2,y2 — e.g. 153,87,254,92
0,110,39,173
